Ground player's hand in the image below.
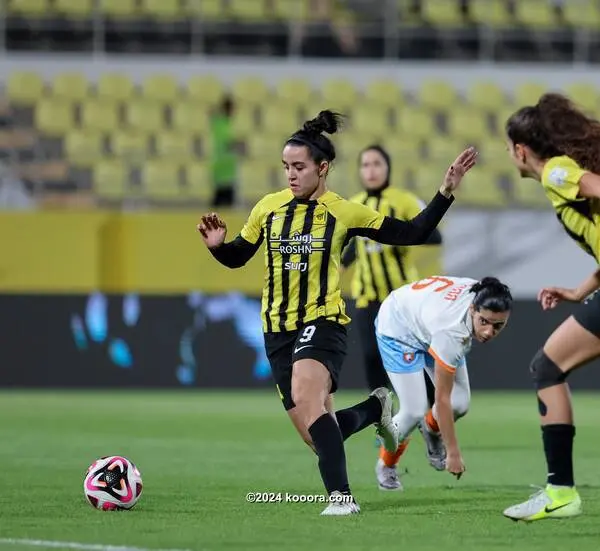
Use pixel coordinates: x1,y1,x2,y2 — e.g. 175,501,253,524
445,452,466,479
538,287,581,310
197,213,227,249
440,147,478,196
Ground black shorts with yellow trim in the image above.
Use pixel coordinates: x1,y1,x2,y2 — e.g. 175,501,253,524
263,318,347,410
574,290,600,336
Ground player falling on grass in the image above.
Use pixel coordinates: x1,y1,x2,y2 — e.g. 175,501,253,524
341,144,441,490
502,93,600,522
197,109,478,515
374,276,512,484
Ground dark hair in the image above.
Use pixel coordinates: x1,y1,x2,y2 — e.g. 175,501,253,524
506,93,600,173
286,110,344,165
359,144,391,188
470,277,512,313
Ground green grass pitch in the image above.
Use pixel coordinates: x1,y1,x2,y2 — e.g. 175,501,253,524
1,390,599,551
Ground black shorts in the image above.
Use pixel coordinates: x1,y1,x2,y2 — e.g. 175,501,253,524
574,290,600,336
263,319,347,410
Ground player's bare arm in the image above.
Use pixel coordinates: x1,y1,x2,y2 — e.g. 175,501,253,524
539,267,600,310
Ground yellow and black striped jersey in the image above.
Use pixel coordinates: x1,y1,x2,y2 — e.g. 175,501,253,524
209,188,454,333
342,187,441,308
541,155,600,262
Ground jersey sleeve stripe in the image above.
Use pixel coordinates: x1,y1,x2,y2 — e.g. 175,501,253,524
264,212,276,333
428,347,457,374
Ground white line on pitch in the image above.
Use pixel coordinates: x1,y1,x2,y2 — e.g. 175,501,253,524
0,539,194,551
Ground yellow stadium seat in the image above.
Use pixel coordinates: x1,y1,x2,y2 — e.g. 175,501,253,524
272,0,311,21
381,136,423,165
364,80,405,109
97,73,135,102
51,72,90,102
231,77,270,105
141,0,181,19
513,82,547,106
239,161,275,203
427,137,466,163
458,166,507,207
110,130,150,162
186,75,225,105
246,133,285,160
276,78,314,107
125,100,165,132
35,99,74,137
350,105,389,139
81,99,119,133
562,2,600,29
64,130,104,168
187,0,224,20
228,0,267,21
93,160,130,198
421,0,464,26
495,104,519,136
510,172,549,208
396,108,436,139
141,74,179,103
334,133,370,163
100,0,137,18
446,108,490,142
515,0,557,28
171,102,210,135
320,79,359,110
418,80,459,111
327,163,358,198
467,81,507,111
469,0,512,27
141,160,182,199
478,138,511,169
230,106,258,140
155,132,195,161
54,0,93,18
564,83,600,115
261,104,301,136
8,0,49,16
184,162,212,202
6,71,45,106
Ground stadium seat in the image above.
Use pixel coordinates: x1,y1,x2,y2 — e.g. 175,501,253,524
469,0,513,27
478,138,511,170
51,72,90,102
272,0,311,21
100,0,137,18
513,82,547,106
93,160,130,198
171,102,210,135
155,132,195,162
364,80,405,109
97,73,135,102
396,108,436,139
467,81,507,112
125,100,165,132
183,161,212,202
54,0,93,18
110,130,150,162
458,166,508,207
381,136,423,165
514,0,558,28
564,83,600,114
64,130,104,168
245,133,285,160
228,0,268,21
327,164,358,197
495,105,518,136
187,0,225,20
334,133,368,163
418,80,459,111
445,108,490,142
186,75,225,106
427,136,465,163
6,71,45,106
510,172,549,208
276,78,314,107
238,161,275,203
81,99,120,133
35,99,74,137
260,104,301,136
421,0,464,26
320,79,359,110
230,106,258,140
562,1,600,29
140,0,182,20
141,75,179,104
231,77,270,106
141,160,182,199
350,105,389,140
8,0,49,16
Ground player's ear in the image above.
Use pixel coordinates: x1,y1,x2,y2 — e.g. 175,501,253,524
318,161,329,177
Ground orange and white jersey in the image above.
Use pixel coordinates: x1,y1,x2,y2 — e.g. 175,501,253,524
375,276,477,371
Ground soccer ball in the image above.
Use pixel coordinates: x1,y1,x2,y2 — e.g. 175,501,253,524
83,456,143,511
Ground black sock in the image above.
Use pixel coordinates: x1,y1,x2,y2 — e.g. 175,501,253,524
336,396,382,441
543,424,575,487
308,413,351,495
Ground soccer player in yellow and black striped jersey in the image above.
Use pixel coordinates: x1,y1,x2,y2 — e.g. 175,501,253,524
198,110,478,515
341,144,442,491
503,93,600,522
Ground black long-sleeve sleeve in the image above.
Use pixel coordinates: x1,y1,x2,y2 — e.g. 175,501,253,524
208,234,263,268
341,238,357,268
351,191,453,246
424,227,443,245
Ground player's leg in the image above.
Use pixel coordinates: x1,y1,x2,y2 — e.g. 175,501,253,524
504,295,600,521
355,301,390,391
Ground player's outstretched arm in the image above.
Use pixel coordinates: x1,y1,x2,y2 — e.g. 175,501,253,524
539,267,600,310
354,148,478,246
433,361,466,479
197,213,261,269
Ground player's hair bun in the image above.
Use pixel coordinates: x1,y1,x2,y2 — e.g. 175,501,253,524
471,276,503,294
303,110,343,136
470,277,513,313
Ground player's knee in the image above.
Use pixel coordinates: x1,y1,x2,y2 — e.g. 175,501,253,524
452,395,470,420
403,403,429,430
530,349,568,390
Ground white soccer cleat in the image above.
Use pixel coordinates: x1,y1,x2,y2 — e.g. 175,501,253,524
503,485,582,522
371,387,398,452
418,419,446,471
320,491,361,516
375,458,403,491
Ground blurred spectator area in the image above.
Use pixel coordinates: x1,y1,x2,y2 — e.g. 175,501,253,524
2,0,600,61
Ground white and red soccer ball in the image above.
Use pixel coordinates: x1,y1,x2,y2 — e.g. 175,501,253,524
84,456,143,511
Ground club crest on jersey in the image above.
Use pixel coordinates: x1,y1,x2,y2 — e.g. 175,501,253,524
315,211,327,224
403,352,416,364
548,167,568,187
